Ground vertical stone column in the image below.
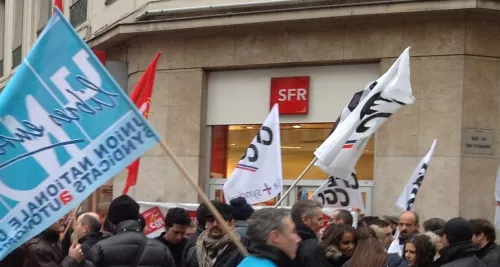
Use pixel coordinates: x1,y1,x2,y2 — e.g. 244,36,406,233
374,56,464,221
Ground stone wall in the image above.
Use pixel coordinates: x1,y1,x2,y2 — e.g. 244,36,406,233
108,12,500,222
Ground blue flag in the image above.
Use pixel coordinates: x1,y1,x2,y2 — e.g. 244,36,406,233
0,9,159,260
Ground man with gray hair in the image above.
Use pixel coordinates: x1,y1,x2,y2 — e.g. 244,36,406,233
237,208,301,267
291,200,330,267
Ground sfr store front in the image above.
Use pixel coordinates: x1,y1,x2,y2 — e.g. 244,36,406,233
206,64,380,215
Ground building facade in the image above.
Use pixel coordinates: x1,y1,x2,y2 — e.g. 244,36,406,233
1,0,500,223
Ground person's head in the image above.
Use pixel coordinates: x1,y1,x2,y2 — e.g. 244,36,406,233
205,202,235,239
75,212,101,240
441,217,473,248
291,200,323,233
383,215,399,234
349,226,388,266
229,197,254,221
369,225,387,249
184,221,197,239
469,218,496,249
164,208,191,244
357,216,379,228
368,219,393,249
103,216,113,233
138,215,146,233
320,224,356,258
329,209,353,226
107,195,140,227
247,208,301,260
398,211,420,239
48,217,66,232
404,235,436,267
423,231,443,259
423,218,446,235
197,202,210,230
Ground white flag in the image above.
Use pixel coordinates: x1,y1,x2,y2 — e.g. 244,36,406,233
494,166,500,230
313,90,370,212
313,173,365,212
223,104,282,205
396,139,438,211
314,47,415,170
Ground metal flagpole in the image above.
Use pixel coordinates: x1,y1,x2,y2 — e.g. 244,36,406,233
274,157,318,207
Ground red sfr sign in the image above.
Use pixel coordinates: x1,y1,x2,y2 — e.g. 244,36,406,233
270,76,309,114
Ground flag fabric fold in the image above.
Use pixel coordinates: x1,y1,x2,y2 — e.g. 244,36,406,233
396,139,438,211
123,52,162,195
53,0,63,13
314,47,415,174
223,104,282,205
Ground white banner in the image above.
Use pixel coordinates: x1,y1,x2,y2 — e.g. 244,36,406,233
314,47,415,171
396,139,438,211
223,104,282,205
494,166,500,230
313,173,365,212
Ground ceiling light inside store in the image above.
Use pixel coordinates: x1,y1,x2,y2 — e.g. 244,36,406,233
281,146,301,149
231,144,236,146
246,126,253,129
292,125,302,129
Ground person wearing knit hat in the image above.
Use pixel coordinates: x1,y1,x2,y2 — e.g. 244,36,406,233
87,195,175,267
184,201,244,267
230,197,254,238
434,217,486,267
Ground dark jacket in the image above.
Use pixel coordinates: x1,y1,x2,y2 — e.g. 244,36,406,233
324,245,349,267
385,253,408,267
79,232,106,260
182,227,204,267
0,246,27,267
155,233,187,267
88,220,175,267
238,244,292,267
435,241,486,267
476,242,500,267
183,233,244,267
341,253,407,267
23,231,83,267
292,225,330,267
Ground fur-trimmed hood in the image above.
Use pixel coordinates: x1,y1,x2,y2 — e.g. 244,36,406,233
324,245,350,267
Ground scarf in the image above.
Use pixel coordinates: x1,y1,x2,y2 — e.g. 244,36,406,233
196,230,234,267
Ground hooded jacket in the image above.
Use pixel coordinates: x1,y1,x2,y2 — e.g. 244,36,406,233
435,241,486,267
292,225,330,267
23,230,83,267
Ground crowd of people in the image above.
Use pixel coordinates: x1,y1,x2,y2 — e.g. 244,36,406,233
1,196,499,267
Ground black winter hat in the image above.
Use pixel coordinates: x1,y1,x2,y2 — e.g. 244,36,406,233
443,217,473,244
107,195,140,225
206,202,234,221
229,197,254,221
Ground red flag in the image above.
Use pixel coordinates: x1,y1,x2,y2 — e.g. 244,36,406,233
122,52,162,194
53,0,63,14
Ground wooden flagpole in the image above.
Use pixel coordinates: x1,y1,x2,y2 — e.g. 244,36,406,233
158,141,249,257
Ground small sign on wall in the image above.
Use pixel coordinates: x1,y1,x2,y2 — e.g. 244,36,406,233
463,128,495,155
270,76,309,114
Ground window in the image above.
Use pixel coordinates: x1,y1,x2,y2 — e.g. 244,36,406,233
70,0,88,28
0,0,5,77
12,0,24,69
210,123,375,204
37,0,52,35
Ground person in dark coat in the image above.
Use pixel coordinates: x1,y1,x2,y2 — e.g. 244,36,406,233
88,195,175,267
237,208,301,267
434,217,486,267
182,202,211,265
469,218,500,267
155,208,192,267
229,197,254,239
183,202,243,267
290,200,330,267
0,246,27,267
74,212,106,260
24,218,85,267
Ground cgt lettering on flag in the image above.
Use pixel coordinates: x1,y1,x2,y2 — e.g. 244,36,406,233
223,104,283,205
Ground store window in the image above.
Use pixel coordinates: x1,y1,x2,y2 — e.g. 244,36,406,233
210,123,374,205
70,0,88,28
12,0,24,69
